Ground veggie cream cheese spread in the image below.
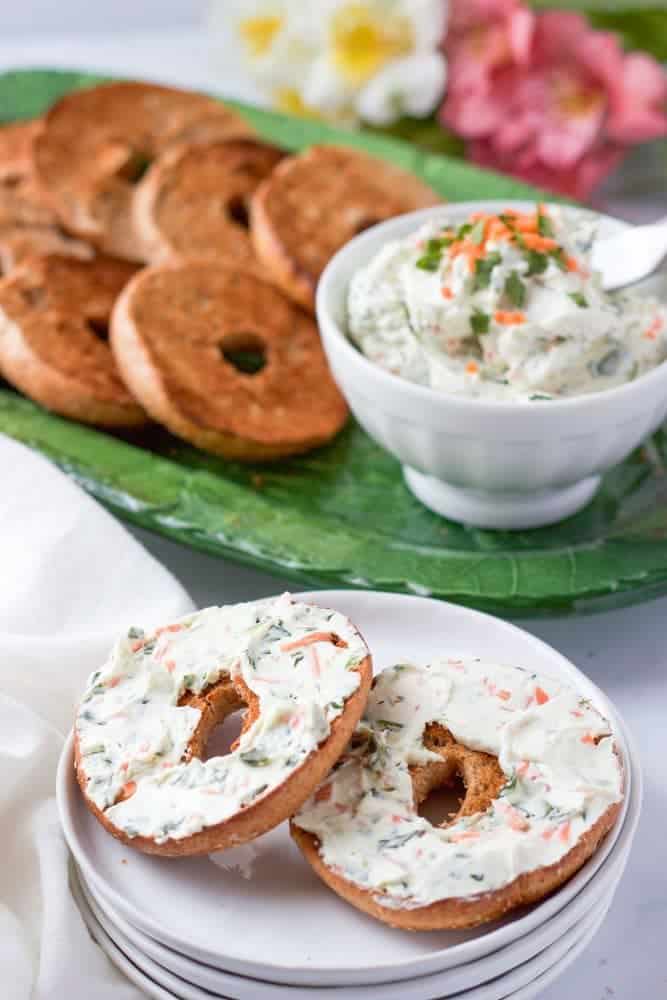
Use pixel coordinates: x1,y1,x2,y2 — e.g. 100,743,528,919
295,660,623,908
76,594,367,844
348,205,667,400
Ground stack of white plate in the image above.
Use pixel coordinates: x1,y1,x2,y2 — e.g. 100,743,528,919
57,591,642,1000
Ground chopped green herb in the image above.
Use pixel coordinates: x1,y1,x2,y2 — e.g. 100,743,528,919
293,651,304,666
376,719,403,731
456,222,473,240
526,250,549,276
473,251,501,291
529,393,552,401
537,210,555,238
568,291,588,308
378,830,422,850
329,701,343,710
470,873,485,882
416,254,440,272
549,247,567,271
240,749,272,767
182,673,196,690
127,627,143,640
502,774,518,794
504,271,526,308
470,309,490,335
469,219,486,246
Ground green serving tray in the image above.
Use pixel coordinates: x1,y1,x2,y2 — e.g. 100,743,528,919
2,68,667,616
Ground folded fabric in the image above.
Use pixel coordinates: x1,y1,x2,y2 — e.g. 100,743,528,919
0,434,194,1000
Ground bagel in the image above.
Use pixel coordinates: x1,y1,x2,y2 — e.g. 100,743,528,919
110,260,349,460
0,120,42,183
33,82,254,261
0,119,93,274
0,254,145,427
292,660,624,930
74,594,372,856
250,145,441,312
133,138,284,266
0,225,92,275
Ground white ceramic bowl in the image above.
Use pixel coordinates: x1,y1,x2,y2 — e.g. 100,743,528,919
316,201,667,529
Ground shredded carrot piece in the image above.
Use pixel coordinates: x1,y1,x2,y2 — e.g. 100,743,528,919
118,781,136,802
281,631,347,652
644,315,664,340
535,686,550,705
581,732,596,745
559,820,571,842
450,830,481,842
441,287,454,299
565,255,580,273
497,689,511,701
314,783,332,803
494,310,526,325
520,233,557,252
465,360,479,375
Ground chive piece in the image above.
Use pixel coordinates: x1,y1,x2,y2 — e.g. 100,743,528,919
469,219,486,246
470,309,490,335
470,873,485,882
526,250,549,276
376,719,403,731
378,830,422,849
568,291,588,308
529,393,552,401
416,254,440,272
549,247,567,271
456,222,473,240
505,271,526,308
473,251,501,291
537,210,555,238
240,749,272,767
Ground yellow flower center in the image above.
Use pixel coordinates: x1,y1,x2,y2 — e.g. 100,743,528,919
330,3,414,86
273,88,323,120
239,14,283,58
552,77,604,119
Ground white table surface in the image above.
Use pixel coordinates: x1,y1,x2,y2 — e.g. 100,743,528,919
1,25,665,1000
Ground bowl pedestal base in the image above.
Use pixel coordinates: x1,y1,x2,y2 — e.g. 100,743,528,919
403,468,601,530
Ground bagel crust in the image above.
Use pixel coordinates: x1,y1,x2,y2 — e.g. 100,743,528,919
33,82,254,260
74,595,372,856
293,661,624,930
110,260,349,460
0,254,145,427
133,138,284,266
250,145,441,311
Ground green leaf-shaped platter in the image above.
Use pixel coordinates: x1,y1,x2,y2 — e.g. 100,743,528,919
1,69,667,616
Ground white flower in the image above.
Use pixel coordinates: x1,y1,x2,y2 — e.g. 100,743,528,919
356,52,448,125
211,0,449,126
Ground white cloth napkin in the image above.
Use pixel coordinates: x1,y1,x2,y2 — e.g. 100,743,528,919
0,434,194,999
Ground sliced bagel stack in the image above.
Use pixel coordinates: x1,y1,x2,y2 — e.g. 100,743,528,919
0,81,441,454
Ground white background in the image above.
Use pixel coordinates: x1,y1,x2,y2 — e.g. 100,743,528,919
0,5,665,998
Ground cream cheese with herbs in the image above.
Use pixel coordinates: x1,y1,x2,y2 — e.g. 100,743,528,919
75,594,368,844
295,660,623,908
348,205,667,400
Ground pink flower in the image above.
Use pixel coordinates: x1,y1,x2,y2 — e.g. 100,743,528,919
441,4,667,199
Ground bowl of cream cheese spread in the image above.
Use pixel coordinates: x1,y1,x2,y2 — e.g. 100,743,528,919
316,201,667,529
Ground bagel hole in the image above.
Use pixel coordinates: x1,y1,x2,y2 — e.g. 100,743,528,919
87,318,109,342
226,195,250,229
118,150,152,184
418,773,467,827
220,332,266,375
202,709,245,760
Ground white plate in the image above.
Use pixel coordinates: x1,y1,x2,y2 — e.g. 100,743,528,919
72,868,614,1000
58,590,636,987
78,827,631,1000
